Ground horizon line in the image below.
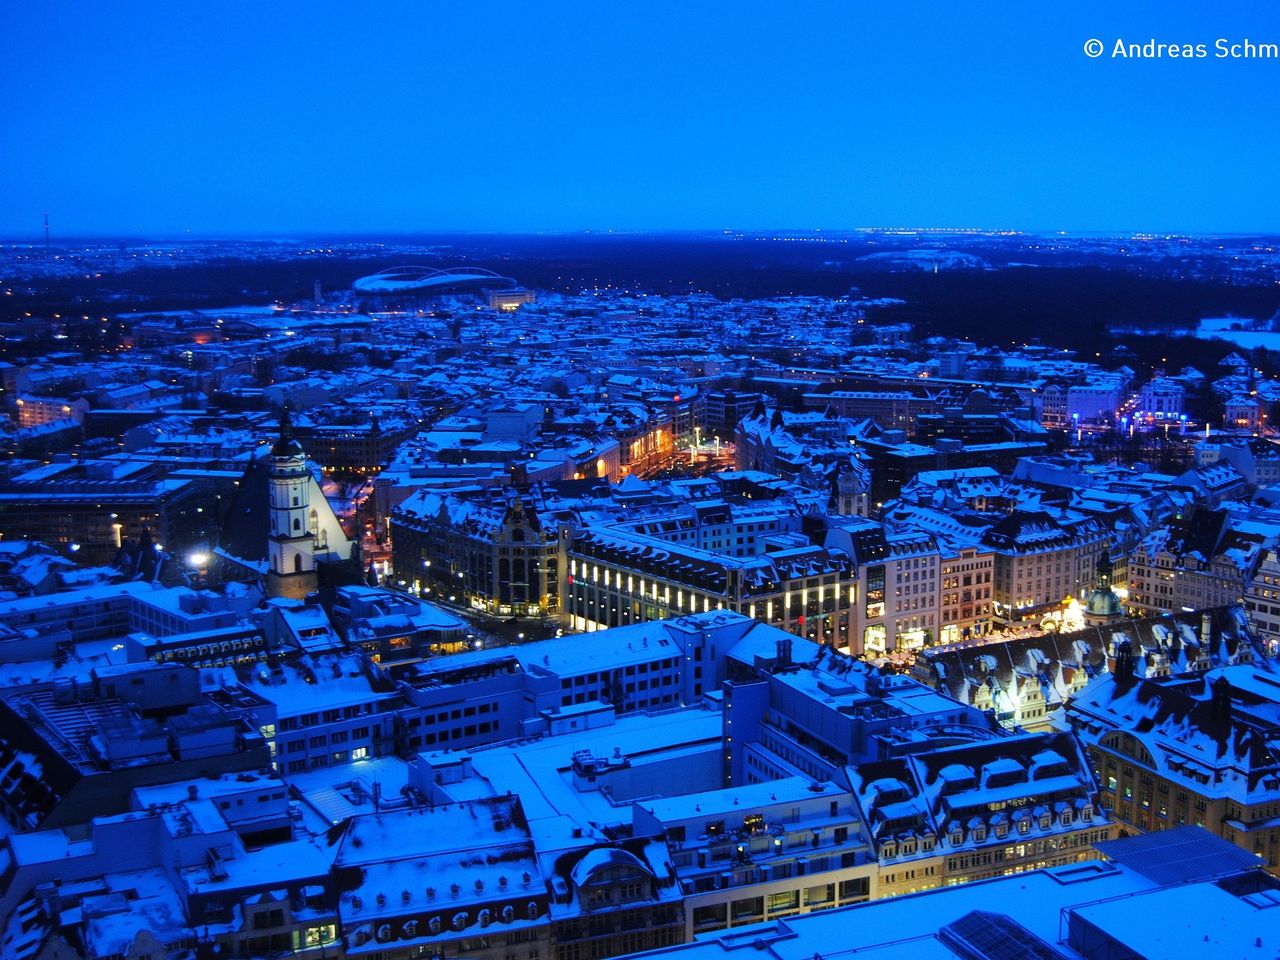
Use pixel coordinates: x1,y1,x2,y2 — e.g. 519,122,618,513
3,226,1279,244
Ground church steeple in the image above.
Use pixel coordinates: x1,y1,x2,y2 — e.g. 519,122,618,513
1083,550,1123,627
272,405,303,458
266,408,318,599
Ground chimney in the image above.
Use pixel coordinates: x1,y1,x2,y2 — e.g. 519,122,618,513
1210,674,1232,755
776,637,793,669
1113,639,1136,694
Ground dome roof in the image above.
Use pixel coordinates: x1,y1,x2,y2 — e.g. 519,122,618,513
272,435,304,457
569,847,651,889
271,407,303,457
1086,585,1123,617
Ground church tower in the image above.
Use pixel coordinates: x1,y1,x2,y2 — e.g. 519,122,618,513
266,409,318,599
1082,552,1124,628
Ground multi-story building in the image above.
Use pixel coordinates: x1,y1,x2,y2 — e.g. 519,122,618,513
1039,381,1122,429
566,530,855,646
0,661,271,832
852,731,1109,896
616,413,676,476
701,388,763,435
615,827,1277,960
1127,507,1275,616
633,778,876,937
1064,660,1280,871
543,841,685,960
715,616,1109,898
801,391,935,435
1245,548,1280,653
859,435,1048,507
293,409,420,472
397,613,737,733
486,286,536,311
823,518,942,655
204,650,402,774
125,621,271,667
14,394,89,428
393,473,852,634
936,541,996,643
0,581,251,650
1197,437,1280,489
982,510,1109,626
733,407,872,512
0,799,341,960
1137,376,1186,418
392,487,565,616
0,604,1134,958
333,798,556,960
912,606,1260,731
0,460,219,565
330,584,468,662
1225,393,1268,431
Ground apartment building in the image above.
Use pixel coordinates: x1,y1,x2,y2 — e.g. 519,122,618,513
1064,661,1280,871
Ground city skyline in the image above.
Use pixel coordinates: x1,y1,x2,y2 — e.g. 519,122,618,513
4,6,1280,959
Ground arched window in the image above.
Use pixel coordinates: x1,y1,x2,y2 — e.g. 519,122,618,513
293,517,302,532
294,555,303,574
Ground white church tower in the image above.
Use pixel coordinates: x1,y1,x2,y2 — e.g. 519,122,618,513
266,408,319,599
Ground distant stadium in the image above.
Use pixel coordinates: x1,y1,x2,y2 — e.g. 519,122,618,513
352,265,518,295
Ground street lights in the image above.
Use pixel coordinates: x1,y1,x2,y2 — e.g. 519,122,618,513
187,551,209,589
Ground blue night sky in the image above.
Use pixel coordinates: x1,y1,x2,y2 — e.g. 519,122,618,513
1,1,1276,236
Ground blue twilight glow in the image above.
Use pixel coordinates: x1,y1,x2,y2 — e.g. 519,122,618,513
1,0,1277,235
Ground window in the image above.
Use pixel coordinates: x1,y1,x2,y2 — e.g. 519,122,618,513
839,877,869,899
766,891,799,913
693,904,727,928
804,884,834,905
300,925,336,948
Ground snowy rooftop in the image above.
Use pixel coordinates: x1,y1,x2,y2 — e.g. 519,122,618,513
635,776,843,825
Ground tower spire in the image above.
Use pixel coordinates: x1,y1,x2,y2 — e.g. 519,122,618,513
271,405,303,458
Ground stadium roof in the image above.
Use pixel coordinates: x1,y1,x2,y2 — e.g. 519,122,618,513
351,265,517,294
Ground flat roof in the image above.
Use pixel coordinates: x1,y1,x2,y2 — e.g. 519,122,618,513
1096,824,1265,885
